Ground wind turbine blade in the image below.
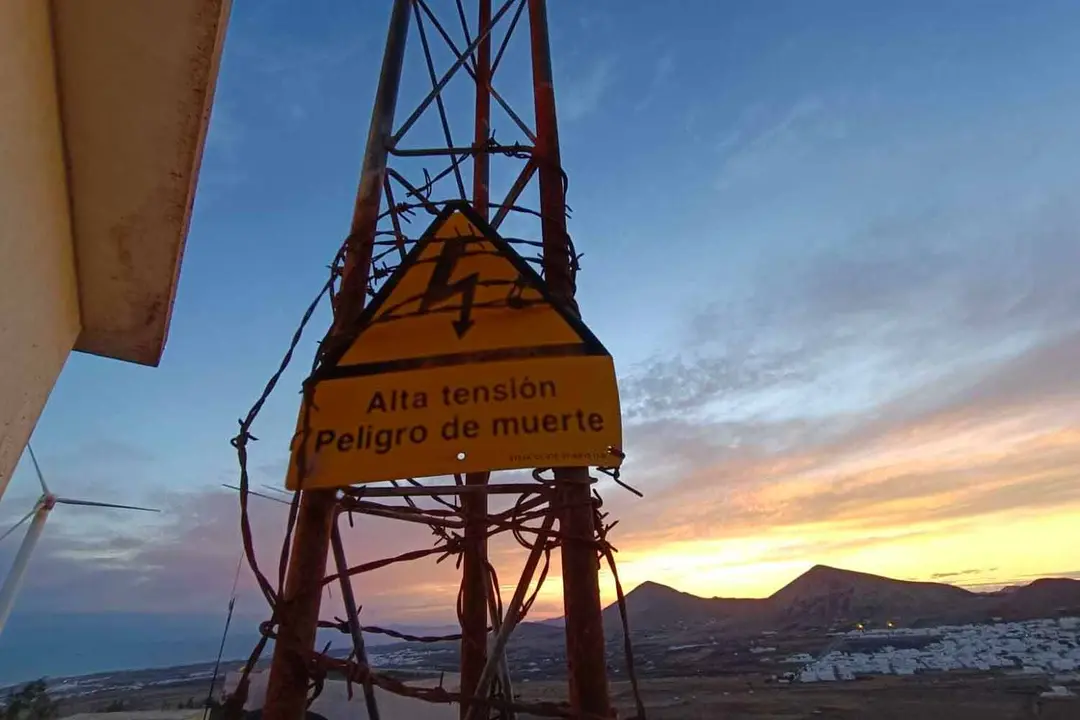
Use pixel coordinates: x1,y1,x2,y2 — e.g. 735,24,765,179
229,553,243,600
25,444,48,495
221,483,290,506
55,498,160,513
261,484,293,497
0,508,37,544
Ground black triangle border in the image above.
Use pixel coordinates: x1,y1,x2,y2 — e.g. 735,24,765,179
317,200,610,380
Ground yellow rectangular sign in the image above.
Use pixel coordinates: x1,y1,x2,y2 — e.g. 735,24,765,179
286,355,622,489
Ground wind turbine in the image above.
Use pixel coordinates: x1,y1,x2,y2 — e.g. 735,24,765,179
202,553,245,719
201,484,291,716
0,444,160,635
222,483,292,506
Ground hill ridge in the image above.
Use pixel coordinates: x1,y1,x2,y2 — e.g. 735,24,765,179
595,566,1080,637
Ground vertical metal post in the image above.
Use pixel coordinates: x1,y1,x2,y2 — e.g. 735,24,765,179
262,3,411,720
459,3,493,718
462,513,556,720
331,520,380,720
472,0,492,217
527,0,612,716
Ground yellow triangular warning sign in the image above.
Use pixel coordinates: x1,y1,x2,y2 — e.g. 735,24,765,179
286,202,622,490
329,203,607,372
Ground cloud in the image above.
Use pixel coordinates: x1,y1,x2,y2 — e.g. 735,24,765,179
254,456,290,481
225,15,370,128
7,354,1079,623
195,101,248,207
632,52,675,113
0,485,494,625
30,439,156,476
2,439,163,512
960,569,1080,593
613,334,1080,543
930,568,996,580
715,98,844,191
560,57,616,122
205,100,245,158
11,108,1080,622
599,165,1080,587
623,188,1080,430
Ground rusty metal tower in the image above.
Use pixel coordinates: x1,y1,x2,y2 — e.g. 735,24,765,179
227,2,640,718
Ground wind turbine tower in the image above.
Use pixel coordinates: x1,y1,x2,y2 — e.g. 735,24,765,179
0,445,160,635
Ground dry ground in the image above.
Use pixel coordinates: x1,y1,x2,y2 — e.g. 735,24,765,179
54,681,209,717
519,674,1078,719
53,672,1078,719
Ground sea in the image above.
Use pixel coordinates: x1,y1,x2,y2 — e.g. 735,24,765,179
0,612,456,687
0,612,268,686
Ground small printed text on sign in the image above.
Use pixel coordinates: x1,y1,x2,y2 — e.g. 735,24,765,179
308,375,608,456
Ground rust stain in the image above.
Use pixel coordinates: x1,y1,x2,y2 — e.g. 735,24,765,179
73,0,230,365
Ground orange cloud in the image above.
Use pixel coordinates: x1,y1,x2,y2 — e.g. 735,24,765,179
590,389,1080,603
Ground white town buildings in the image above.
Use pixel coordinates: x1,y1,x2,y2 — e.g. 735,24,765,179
785,618,1080,683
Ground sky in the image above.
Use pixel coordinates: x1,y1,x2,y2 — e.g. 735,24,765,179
4,0,1080,680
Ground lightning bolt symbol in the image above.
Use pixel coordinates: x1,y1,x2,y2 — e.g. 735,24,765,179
419,234,480,338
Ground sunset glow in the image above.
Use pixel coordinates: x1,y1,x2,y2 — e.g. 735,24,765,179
3,1,1080,669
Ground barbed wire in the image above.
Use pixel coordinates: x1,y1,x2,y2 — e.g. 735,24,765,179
227,220,646,716
225,2,643,714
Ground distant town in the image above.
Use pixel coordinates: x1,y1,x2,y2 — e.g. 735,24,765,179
785,617,1079,685
9,565,1080,718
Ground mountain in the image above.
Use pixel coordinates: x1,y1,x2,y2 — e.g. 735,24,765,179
766,564,977,629
510,620,565,646
599,565,1080,639
601,580,756,636
992,578,1080,619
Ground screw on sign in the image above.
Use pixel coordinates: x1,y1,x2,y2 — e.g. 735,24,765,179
285,202,624,491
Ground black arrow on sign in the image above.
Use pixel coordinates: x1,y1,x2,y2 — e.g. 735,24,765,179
419,234,480,338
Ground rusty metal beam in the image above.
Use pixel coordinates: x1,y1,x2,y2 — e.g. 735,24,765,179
391,0,517,146
260,3,615,718
459,3,493,714
462,512,555,720
330,521,380,720
339,482,549,498
261,2,412,720
527,0,611,716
